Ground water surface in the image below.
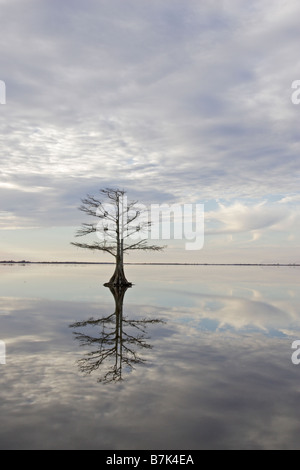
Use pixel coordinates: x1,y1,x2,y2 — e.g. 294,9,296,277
0,264,299,449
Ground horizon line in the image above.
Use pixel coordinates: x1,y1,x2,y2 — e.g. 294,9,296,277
0,260,299,267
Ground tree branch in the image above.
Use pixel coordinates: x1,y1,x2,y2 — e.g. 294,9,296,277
71,241,117,257
123,239,165,251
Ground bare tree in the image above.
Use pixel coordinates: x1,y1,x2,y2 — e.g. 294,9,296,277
70,285,164,383
71,188,165,286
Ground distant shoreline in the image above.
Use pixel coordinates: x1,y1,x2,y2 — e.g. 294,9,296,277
0,261,299,267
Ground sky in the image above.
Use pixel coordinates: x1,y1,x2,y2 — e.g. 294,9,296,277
0,0,299,263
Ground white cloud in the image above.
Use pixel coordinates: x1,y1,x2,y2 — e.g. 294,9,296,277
206,200,289,235
279,195,300,204
0,0,299,259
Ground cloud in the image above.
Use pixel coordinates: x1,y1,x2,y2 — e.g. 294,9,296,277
205,200,289,236
0,0,299,259
279,195,300,204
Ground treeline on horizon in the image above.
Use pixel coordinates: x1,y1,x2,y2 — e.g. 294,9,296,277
0,260,299,266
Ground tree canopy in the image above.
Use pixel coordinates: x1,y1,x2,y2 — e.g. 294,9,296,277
71,188,165,285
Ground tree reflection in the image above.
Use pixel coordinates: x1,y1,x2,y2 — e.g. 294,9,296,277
70,285,164,384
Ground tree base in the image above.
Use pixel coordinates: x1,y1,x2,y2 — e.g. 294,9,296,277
106,263,132,287
104,281,133,287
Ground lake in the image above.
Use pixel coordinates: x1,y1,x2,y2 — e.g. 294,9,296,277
0,263,299,449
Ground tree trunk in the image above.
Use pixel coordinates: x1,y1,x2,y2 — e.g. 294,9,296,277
105,255,132,287
104,195,132,287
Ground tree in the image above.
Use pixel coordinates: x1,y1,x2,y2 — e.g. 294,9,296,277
71,188,164,286
70,284,164,383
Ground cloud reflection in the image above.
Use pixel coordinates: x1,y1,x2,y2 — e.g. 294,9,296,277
0,266,300,449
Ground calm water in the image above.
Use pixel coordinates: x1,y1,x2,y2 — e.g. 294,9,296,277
0,264,299,449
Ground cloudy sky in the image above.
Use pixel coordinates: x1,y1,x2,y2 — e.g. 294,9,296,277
0,0,299,263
